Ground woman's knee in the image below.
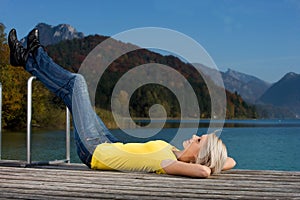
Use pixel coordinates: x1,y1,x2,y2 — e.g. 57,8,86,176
74,74,86,85
72,74,88,92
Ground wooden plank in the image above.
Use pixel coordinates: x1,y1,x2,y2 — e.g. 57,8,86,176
0,178,299,198
1,169,299,189
0,163,299,199
1,166,299,186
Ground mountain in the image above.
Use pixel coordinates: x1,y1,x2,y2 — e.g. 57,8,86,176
197,65,271,104
258,72,300,117
21,23,84,46
222,69,272,103
23,23,268,106
200,67,299,118
44,34,257,119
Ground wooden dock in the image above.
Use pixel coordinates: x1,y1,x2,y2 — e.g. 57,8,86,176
0,161,299,199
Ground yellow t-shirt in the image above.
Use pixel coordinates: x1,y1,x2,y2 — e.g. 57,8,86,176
91,140,177,174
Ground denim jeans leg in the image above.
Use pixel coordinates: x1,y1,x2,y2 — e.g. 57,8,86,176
25,47,120,167
74,127,92,168
25,48,76,110
72,75,119,152
27,48,76,89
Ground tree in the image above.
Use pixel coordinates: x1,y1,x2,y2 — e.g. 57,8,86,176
0,23,66,129
0,23,9,66
0,23,6,44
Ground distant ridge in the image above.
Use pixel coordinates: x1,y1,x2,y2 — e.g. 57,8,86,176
223,69,272,103
193,66,300,118
196,65,271,104
258,72,300,117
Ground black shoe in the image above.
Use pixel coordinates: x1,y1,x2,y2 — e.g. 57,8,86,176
27,28,41,56
8,29,28,67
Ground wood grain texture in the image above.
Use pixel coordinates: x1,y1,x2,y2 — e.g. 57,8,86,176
0,161,299,199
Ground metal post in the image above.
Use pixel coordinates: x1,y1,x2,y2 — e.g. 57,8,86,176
27,76,36,164
66,107,70,163
0,82,2,160
27,76,71,165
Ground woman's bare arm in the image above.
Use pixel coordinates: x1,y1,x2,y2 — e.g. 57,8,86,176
222,157,236,171
162,160,211,178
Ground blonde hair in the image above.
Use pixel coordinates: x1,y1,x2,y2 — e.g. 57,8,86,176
196,133,227,174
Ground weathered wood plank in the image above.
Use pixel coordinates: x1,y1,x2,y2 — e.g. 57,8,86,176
1,169,299,189
0,163,299,199
0,178,299,198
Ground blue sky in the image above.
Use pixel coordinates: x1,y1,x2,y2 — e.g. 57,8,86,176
1,0,300,82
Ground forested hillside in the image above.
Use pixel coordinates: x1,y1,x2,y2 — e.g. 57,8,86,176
0,23,257,130
46,34,257,121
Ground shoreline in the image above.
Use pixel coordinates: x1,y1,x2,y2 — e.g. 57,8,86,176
2,118,300,132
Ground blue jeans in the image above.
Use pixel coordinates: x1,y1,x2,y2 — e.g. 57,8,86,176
25,47,120,167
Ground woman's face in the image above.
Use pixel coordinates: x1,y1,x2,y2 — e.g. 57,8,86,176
183,134,208,154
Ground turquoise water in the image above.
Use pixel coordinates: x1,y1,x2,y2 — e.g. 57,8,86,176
1,119,300,171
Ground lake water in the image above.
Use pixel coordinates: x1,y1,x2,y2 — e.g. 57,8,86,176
1,119,300,171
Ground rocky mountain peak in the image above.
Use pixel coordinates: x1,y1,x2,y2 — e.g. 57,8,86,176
281,72,299,81
225,68,269,84
21,23,84,46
